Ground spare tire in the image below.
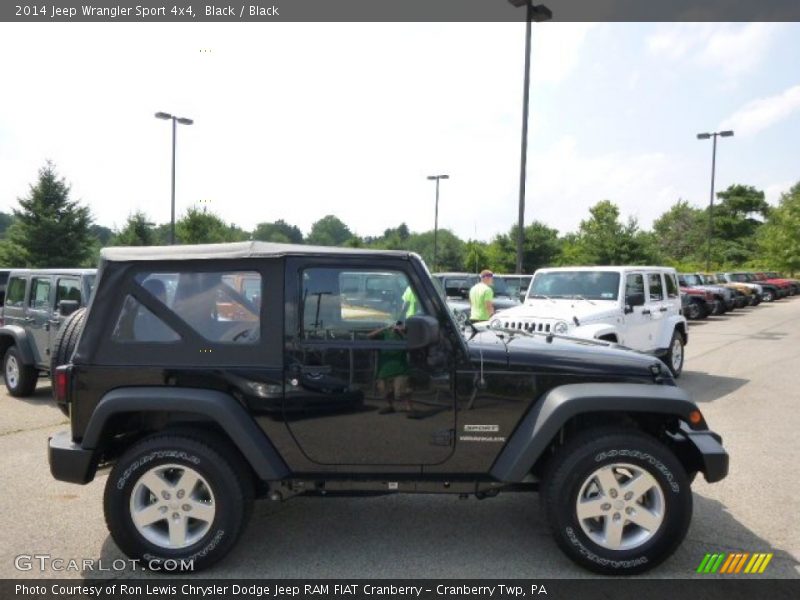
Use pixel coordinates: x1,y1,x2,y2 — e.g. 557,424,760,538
50,308,86,399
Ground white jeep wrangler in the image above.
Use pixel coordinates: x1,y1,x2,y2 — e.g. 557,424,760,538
490,266,688,376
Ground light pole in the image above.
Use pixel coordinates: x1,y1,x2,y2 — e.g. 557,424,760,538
508,1,552,274
155,112,194,244
697,130,734,272
427,174,449,272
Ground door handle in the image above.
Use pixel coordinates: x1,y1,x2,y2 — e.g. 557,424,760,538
23,317,35,323
659,307,668,312
641,309,651,315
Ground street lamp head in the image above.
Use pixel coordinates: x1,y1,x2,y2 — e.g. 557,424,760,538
176,117,194,125
720,130,734,137
155,112,172,120
697,133,711,140
507,1,553,22
427,174,449,180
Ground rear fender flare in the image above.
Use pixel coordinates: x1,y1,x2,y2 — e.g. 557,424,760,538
81,387,290,481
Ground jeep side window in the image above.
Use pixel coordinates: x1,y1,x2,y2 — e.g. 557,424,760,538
29,278,52,310
665,273,679,298
301,268,423,337
4,277,27,307
56,278,81,304
625,274,645,306
647,273,664,301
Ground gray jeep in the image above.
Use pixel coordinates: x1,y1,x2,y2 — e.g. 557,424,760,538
0,268,95,396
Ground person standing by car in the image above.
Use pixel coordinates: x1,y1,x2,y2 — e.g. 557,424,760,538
469,270,495,322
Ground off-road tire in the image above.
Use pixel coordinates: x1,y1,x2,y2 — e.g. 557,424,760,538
3,346,37,397
763,289,775,302
685,300,704,320
542,428,692,576
710,299,725,316
104,432,254,572
664,330,684,378
50,308,86,399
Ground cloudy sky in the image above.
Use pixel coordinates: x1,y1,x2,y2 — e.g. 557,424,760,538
0,22,798,241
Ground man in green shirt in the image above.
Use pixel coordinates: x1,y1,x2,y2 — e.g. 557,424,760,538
400,285,419,319
469,270,495,322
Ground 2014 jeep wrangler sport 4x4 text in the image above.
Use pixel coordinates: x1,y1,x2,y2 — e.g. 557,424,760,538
48,243,728,575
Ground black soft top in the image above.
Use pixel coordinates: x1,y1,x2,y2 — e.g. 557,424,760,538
100,242,414,262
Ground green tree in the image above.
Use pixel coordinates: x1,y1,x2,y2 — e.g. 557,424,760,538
4,161,94,267
175,207,244,244
306,215,354,246
404,229,464,272
0,211,14,239
758,182,800,275
566,200,655,265
711,184,770,266
113,211,156,246
652,200,705,264
252,219,303,244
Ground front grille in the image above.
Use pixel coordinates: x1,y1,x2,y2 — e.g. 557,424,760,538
503,319,551,333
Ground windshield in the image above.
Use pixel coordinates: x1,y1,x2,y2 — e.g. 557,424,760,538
495,276,530,298
682,274,702,286
529,271,620,300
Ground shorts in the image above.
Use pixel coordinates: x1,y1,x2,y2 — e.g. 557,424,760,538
377,375,410,400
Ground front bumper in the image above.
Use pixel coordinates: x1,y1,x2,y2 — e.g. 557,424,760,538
673,423,729,483
48,430,96,485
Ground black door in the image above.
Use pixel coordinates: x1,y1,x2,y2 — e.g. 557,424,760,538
283,259,456,466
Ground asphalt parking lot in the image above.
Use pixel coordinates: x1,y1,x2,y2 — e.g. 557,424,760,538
1,299,799,580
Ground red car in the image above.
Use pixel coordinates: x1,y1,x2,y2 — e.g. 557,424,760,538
680,286,715,320
752,272,792,297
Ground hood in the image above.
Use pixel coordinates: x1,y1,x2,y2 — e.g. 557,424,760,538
495,298,619,324
467,329,669,383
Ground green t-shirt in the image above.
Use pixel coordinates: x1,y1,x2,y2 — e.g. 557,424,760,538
469,282,494,321
402,286,419,319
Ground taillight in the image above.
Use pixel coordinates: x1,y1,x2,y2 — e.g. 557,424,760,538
54,366,70,403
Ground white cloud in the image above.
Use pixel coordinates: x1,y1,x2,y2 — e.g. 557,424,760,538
721,85,800,137
647,23,779,78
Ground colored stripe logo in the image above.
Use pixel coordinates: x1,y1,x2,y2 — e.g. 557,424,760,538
697,552,773,574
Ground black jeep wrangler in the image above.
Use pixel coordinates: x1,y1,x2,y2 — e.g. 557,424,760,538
48,243,728,575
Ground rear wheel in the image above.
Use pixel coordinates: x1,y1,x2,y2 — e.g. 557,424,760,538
543,429,692,575
3,346,37,397
104,432,254,571
763,289,775,302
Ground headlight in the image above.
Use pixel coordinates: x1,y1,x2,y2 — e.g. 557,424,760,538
489,318,502,329
553,320,569,334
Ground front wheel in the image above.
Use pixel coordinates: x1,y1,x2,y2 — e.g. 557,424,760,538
104,432,254,571
543,429,692,575
664,331,684,377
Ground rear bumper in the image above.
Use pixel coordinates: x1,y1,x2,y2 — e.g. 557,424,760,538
675,423,729,484
48,430,95,484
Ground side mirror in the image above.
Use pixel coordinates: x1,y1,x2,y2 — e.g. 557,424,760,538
625,293,645,311
58,300,79,316
405,315,440,350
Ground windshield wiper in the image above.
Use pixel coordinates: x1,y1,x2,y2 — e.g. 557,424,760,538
529,294,555,302
572,295,596,305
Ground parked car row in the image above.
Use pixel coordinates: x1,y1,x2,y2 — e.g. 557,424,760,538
679,271,798,320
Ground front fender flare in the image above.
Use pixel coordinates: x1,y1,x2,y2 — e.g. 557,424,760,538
0,326,35,365
490,382,700,482
81,387,290,481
